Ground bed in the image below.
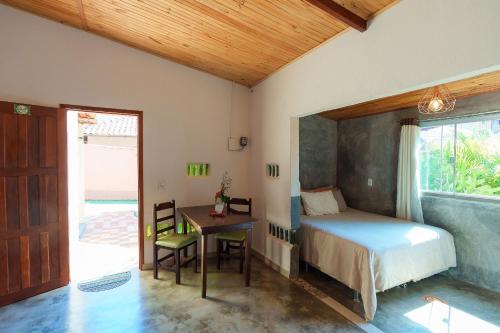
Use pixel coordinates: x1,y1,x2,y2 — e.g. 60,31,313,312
299,207,456,321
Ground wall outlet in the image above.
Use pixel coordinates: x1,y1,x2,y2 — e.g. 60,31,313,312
368,178,373,187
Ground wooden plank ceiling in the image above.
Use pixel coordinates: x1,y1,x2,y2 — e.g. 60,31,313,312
320,70,500,120
0,0,398,86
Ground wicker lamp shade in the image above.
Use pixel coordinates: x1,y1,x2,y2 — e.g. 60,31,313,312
418,85,456,114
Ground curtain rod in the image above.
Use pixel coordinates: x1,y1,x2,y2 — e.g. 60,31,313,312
400,118,419,126
420,110,500,127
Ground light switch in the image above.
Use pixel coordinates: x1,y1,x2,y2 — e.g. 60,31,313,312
157,180,167,191
368,178,373,187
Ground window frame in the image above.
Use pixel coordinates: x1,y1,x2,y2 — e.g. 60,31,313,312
419,111,500,200
421,189,500,204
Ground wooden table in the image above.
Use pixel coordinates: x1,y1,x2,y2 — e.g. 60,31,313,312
178,205,258,298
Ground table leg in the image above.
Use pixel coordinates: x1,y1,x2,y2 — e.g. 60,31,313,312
183,219,188,258
245,228,252,287
201,234,208,298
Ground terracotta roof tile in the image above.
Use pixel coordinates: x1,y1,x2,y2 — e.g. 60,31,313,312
82,115,137,137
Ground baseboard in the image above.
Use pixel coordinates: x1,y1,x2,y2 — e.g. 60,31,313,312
143,249,292,279
141,263,153,270
252,249,291,278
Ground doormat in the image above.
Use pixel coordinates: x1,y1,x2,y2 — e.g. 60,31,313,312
78,271,131,292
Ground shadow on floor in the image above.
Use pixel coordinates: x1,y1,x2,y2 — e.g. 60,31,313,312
299,261,500,333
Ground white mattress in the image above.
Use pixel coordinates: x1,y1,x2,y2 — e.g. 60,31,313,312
300,208,456,321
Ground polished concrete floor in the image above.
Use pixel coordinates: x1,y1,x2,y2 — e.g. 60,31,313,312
0,258,363,333
300,264,500,333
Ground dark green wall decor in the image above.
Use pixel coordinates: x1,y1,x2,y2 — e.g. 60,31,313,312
266,163,279,178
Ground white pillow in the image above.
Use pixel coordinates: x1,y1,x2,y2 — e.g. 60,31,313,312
300,190,339,216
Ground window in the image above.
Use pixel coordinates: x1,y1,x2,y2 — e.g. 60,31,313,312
419,115,500,198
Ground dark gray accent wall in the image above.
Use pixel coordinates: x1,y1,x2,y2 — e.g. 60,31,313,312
422,194,500,292
290,196,301,230
336,91,500,292
337,111,402,216
299,115,337,189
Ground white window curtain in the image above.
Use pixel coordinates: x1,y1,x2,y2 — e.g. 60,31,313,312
396,119,424,223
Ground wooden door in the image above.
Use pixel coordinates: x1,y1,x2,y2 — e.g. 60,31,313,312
0,101,68,307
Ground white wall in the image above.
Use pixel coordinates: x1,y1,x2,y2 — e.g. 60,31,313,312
249,0,500,256
0,4,251,265
84,136,138,200
2,0,500,271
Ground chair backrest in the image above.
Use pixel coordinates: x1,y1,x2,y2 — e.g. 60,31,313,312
153,200,176,240
227,197,252,216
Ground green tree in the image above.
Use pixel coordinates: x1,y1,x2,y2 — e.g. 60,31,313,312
420,123,500,197
455,131,500,196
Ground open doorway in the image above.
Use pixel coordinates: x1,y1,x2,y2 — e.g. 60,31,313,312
65,106,143,282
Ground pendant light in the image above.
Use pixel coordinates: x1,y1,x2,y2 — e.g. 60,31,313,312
418,85,456,114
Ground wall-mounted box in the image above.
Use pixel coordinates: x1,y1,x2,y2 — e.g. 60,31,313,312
187,162,210,176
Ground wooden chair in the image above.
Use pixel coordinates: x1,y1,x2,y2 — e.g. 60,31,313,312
215,197,252,273
153,200,198,284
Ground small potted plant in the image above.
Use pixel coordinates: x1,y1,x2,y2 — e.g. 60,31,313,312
214,171,232,214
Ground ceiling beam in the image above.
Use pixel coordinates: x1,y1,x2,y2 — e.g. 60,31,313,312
75,0,87,30
305,0,367,32
319,70,500,120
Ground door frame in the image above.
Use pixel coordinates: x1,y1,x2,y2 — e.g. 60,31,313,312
60,104,145,271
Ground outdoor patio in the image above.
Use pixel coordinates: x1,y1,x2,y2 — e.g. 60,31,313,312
71,201,138,281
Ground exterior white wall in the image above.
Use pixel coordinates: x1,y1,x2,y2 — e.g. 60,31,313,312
249,0,500,257
83,136,138,200
0,4,251,265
